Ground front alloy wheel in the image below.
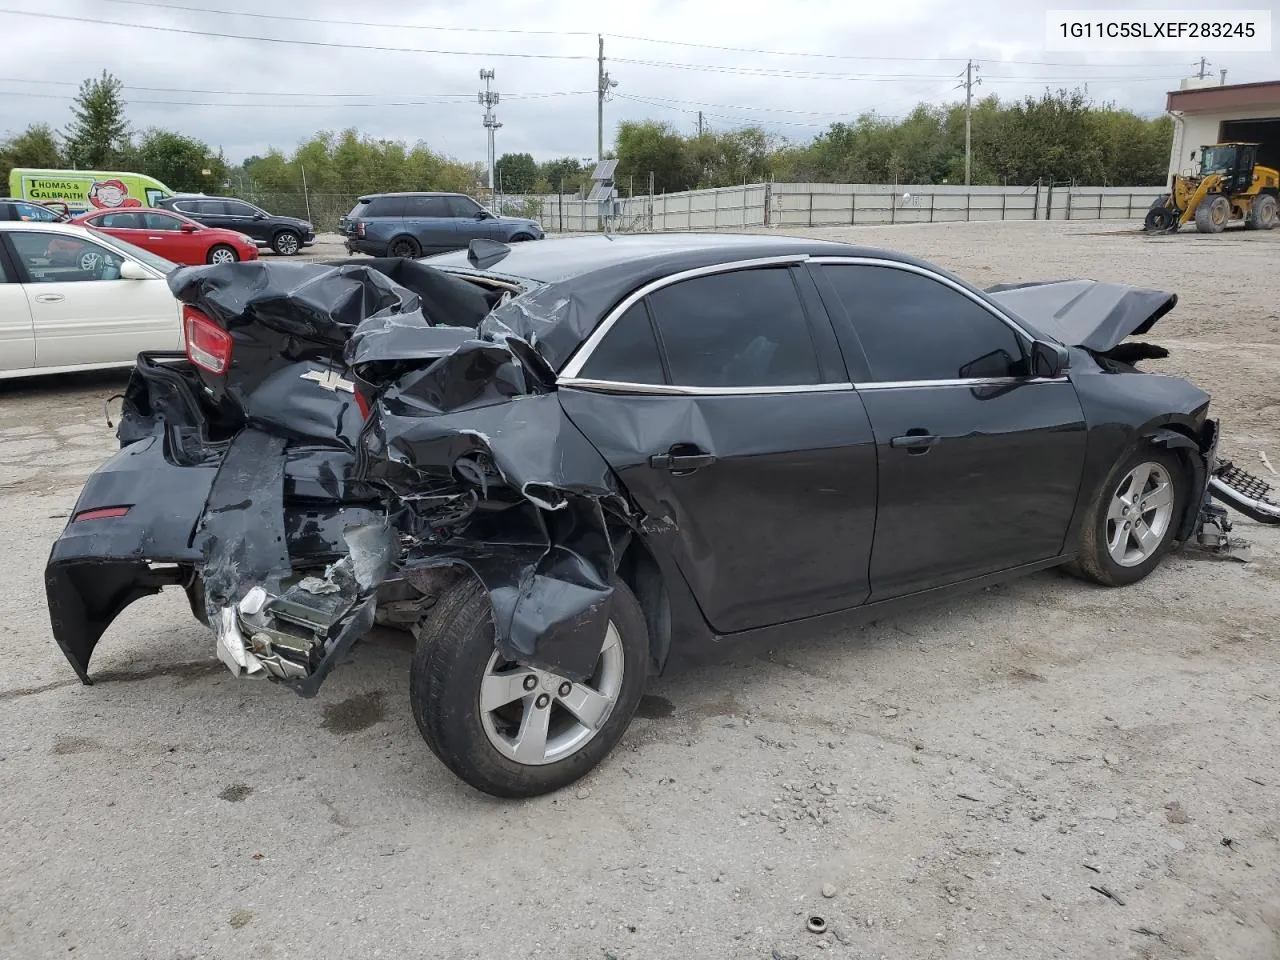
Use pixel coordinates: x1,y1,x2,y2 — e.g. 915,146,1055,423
1071,447,1187,587
1105,461,1176,567
410,576,648,797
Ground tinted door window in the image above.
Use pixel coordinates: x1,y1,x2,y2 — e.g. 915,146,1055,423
823,264,1025,382
645,268,821,388
173,200,205,216
578,302,666,385
404,196,451,217
16,203,61,223
447,196,483,218
10,232,123,282
365,197,407,218
96,212,144,229
141,212,184,231
222,201,259,217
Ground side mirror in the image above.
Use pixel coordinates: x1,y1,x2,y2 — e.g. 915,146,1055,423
1030,340,1071,379
119,260,150,281
253,212,267,220
180,223,197,233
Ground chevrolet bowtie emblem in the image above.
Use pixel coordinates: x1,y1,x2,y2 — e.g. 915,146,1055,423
300,369,355,393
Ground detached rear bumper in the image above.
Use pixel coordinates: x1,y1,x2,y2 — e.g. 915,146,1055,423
45,433,218,683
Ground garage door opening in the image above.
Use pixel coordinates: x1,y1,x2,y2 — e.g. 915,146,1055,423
1220,118,1280,173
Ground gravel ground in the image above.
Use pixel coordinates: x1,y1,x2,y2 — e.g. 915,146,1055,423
2,220,1279,960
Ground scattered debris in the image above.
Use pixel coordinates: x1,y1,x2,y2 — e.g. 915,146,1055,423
1090,885,1125,906
883,709,899,719
772,948,799,960
1083,863,1101,874
1166,837,1186,852
1103,752,1119,766
1132,927,1163,939
957,793,981,803
806,916,828,935
1244,776,1267,787
821,884,837,899
1221,837,1238,851
1164,801,1191,824
1260,450,1277,476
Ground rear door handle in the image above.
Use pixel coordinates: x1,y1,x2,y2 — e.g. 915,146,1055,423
649,447,717,473
35,293,65,303
890,431,940,454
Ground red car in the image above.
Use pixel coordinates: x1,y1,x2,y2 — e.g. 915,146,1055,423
69,208,259,266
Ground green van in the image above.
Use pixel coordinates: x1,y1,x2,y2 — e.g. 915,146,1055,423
7,168,174,216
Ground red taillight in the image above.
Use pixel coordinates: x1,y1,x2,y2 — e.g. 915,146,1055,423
73,506,131,522
354,390,371,419
183,305,232,374
356,221,366,237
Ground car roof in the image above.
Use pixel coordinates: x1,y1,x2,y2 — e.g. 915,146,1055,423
423,233,953,372
0,220,101,234
425,232,925,284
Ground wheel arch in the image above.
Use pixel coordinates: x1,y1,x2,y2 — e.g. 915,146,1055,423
386,232,422,255
615,535,671,676
1139,423,1210,542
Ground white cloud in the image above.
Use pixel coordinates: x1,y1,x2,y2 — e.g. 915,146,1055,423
1,0,1274,163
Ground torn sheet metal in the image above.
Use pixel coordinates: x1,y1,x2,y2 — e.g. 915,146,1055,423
985,280,1177,353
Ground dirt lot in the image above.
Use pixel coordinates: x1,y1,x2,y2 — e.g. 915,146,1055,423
2,220,1278,960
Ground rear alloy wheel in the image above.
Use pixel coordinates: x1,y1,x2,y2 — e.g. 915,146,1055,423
1194,194,1230,233
1246,193,1278,230
206,244,239,265
1070,447,1187,587
410,576,648,797
388,236,421,259
272,230,301,256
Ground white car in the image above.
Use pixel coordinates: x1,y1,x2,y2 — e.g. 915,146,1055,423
0,221,183,379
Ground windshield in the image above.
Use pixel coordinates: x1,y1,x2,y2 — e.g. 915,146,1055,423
89,229,178,274
1200,146,1236,174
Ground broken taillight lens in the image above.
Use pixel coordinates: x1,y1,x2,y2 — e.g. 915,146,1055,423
354,390,371,419
183,305,232,375
73,506,131,522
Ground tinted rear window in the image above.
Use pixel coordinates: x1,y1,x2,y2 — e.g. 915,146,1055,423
364,197,407,217
579,302,665,385
347,200,370,218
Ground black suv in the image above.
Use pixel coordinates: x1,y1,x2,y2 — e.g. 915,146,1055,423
157,194,315,256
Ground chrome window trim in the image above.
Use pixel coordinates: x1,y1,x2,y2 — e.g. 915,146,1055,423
853,376,1069,390
558,377,854,397
557,254,811,380
808,255,1036,342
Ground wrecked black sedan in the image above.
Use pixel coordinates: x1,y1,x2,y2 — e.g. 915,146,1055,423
44,234,1280,797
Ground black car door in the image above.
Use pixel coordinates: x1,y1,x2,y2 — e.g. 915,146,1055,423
557,260,878,635
813,259,1088,601
219,200,267,243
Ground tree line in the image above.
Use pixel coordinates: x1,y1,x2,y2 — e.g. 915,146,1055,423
2,73,1172,206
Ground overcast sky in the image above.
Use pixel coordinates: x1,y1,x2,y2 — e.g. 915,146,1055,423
2,0,1276,165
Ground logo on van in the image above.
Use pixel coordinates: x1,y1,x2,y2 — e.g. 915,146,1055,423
89,179,142,209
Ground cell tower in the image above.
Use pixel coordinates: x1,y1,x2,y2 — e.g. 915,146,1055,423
478,69,501,192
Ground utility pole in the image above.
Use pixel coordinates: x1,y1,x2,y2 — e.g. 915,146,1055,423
478,68,501,194
1196,57,1210,79
1219,68,1228,85
597,34,617,161
957,60,981,186
697,111,704,137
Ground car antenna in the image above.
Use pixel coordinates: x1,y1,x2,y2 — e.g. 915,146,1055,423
467,238,511,269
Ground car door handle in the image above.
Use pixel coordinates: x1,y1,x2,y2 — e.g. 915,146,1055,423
649,448,717,473
34,293,65,303
890,431,940,454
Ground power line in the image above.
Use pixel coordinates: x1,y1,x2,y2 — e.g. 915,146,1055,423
91,0,1194,70
0,89,594,108
0,77,593,99
0,8,594,58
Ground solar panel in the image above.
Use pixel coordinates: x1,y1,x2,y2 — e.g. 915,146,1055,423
591,159,618,181
586,183,616,201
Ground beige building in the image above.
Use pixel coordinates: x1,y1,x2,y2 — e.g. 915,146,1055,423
1166,79,1280,184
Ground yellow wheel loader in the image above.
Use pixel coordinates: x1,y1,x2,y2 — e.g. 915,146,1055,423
1144,142,1280,234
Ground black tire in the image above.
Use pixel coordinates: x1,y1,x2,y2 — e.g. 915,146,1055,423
272,230,301,256
1194,194,1229,233
387,236,421,259
510,233,534,242
1246,193,1278,230
1070,446,1190,587
410,575,648,798
1143,206,1176,232
206,244,239,265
